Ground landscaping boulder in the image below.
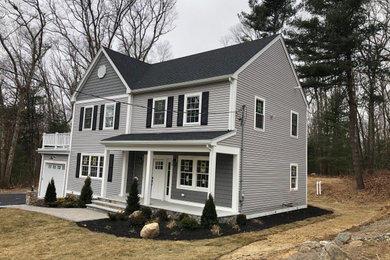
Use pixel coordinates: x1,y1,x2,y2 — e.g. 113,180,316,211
299,241,322,253
319,242,349,260
129,210,145,226
140,223,160,239
334,232,351,245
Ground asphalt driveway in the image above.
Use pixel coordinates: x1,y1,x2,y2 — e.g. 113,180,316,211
0,193,26,206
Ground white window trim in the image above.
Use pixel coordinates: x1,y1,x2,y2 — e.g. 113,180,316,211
176,155,209,192
184,92,202,126
103,103,116,130
290,110,299,138
83,105,94,130
151,97,168,128
254,96,265,132
290,163,298,191
80,153,104,180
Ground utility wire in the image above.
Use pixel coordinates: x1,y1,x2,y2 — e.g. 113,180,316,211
0,66,237,116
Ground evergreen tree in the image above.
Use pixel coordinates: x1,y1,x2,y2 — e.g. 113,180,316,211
78,177,93,207
201,194,218,228
125,177,140,215
239,0,297,39
44,178,57,203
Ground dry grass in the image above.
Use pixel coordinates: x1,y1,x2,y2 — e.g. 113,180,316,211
0,187,30,194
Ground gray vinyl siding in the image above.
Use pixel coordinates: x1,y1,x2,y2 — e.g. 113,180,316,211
127,151,146,193
170,154,208,204
67,97,127,197
77,55,127,101
215,154,233,208
220,39,307,215
131,81,230,133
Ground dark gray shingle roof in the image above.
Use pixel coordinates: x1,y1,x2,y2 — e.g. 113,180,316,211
102,131,229,142
103,35,278,90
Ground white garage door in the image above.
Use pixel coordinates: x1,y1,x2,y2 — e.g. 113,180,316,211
39,162,66,198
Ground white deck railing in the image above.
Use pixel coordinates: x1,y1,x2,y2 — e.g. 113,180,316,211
42,133,70,149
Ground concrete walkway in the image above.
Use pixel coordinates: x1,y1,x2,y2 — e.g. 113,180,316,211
6,205,108,222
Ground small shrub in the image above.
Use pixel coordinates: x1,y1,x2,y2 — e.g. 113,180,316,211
78,177,93,207
178,213,189,221
44,178,57,204
166,220,177,229
201,194,218,228
153,209,168,222
141,207,152,219
179,216,199,230
61,194,78,208
108,212,127,221
236,214,247,226
125,178,140,215
251,218,264,225
232,224,241,232
129,211,146,226
210,224,223,236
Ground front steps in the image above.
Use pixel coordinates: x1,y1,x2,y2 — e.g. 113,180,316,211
87,198,126,213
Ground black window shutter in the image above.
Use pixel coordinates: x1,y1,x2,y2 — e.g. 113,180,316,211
166,96,174,127
177,95,184,126
76,153,81,178
146,99,153,128
79,107,84,131
201,91,209,125
108,154,114,182
99,104,105,130
92,105,98,130
114,102,121,130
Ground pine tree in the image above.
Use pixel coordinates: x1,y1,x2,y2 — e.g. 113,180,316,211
201,194,218,228
78,177,93,207
125,177,140,215
44,178,57,203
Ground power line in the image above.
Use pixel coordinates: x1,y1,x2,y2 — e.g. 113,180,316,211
0,66,237,116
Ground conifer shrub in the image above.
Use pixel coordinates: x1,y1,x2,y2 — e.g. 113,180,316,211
125,177,140,214
153,209,168,221
141,206,153,219
78,177,93,207
236,214,247,226
179,216,199,230
200,194,218,228
44,178,57,204
178,213,189,221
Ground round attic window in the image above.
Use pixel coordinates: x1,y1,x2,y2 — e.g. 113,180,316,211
97,65,106,79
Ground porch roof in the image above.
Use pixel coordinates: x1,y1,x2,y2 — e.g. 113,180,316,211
101,130,231,145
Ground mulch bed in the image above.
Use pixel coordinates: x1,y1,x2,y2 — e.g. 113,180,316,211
76,205,332,241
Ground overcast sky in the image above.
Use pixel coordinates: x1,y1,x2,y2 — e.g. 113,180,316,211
163,0,250,59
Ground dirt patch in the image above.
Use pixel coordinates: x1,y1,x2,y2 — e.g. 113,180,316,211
77,206,331,240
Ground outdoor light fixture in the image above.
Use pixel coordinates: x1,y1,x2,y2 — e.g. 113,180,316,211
50,155,56,160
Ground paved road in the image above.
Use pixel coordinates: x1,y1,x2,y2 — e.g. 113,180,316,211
0,193,26,206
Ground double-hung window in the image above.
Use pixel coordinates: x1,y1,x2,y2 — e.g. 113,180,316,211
291,111,298,137
83,106,94,130
178,156,209,191
255,97,265,130
104,104,115,129
290,164,298,191
152,97,167,127
81,154,104,178
184,93,201,125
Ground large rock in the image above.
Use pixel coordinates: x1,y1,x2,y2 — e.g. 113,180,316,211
129,210,145,226
319,242,349,260
140,223,160,239
299,241,322,253
334,232,352,245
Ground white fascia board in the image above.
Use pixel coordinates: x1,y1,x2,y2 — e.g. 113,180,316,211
71,49,104,102
279,37,309,108
101,140,212,146
131,75,231,94
36,149,70,155
232,35,282,78
210,130,237,145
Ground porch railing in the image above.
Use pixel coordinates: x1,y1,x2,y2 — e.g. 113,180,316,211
42,132,70,149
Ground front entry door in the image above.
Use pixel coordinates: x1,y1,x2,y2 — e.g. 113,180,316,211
151,159,166,200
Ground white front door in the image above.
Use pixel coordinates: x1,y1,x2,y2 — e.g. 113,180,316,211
39,162,66,198
151,159,166,200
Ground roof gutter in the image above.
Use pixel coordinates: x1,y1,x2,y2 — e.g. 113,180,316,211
130,74,232,94
101,139,212,146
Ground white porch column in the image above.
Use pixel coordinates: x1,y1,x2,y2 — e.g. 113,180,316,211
143,150,154,205
232,154,240,212
119,151,129,197
208,147,217,197
101,149,110,198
